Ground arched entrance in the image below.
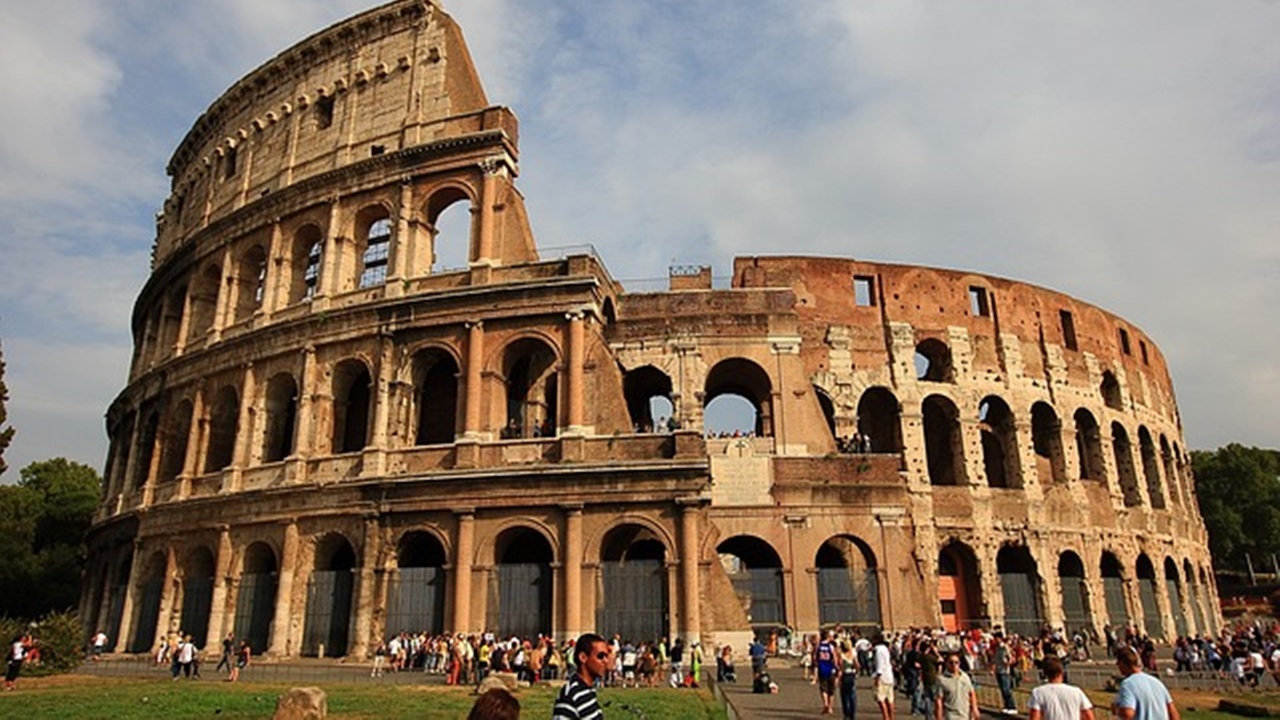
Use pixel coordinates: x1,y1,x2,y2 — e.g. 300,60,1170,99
856,387,902,454
938,542,981,632
104,552,132,651
1057,551,1091,634
704,358,774,437
1136,554,1162,638
413,350,459,445
129,551,166,652
623,366,675,432
493,528,554,639
502,339,558,438
1100,552,1129,628
997,545,1044,637
387,532,447,635
233,542,278,654
597,525,669,643
1165,557,1187,637
303,534,356,657
180,547,216,647
717,536,786,635
815,536,881,630
1185,560,1204,635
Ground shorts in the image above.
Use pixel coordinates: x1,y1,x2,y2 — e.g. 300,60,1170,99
875,681,894,703
818,674,837,695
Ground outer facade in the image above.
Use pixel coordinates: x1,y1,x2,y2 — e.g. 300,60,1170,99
82,0,1219,658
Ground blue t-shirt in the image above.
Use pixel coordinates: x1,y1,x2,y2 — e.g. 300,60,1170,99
1115,671,1173,720
816,640,838,678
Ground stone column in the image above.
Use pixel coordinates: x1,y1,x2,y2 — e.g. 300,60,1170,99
475,160,500,264
387,181,413,287
263,221,284,316
562,506,584,639
174,283,193,356
316,201,343,301
113,541,145,653
118,409,146,505
227,363,256,492
183,385,207,485
351,516,380,658
268,521,300,657
679,500,702,643
206,526,234,644
156,545,180,644
288,346,317,484
363,334,394,475
452,511,475,634
211,246,234,338
564,311,586,434
461,321,484,440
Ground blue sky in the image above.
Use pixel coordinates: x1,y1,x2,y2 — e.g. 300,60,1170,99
1,0,1277,478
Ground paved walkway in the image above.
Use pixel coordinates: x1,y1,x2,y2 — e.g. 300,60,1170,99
717,665,933,720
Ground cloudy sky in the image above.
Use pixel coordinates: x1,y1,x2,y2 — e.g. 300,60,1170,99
0,0,1276,479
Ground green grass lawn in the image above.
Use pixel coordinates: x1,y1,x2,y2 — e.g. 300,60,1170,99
0,675,727,719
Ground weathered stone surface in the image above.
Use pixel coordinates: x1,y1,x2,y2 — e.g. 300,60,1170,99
274,687,327,720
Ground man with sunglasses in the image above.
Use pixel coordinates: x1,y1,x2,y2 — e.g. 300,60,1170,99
935,651,979,720
553,633,609,720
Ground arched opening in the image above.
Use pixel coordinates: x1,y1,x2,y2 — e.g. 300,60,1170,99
159,399,192,483
1100,552,1129,628
1185,560,1204,635
923,395,964,486
717,536,786,636
1160,436,1181,507
501,338,558,439
104,552,132,652
108,411,136,496
815,535,881,630
132,409,160,490
387,532,447,636
180,547,216,647
979,396,1021,489
187,263,221,342
129,551,166,652
303,534,357,657
1074,409,1104,482
493,528,554,639
263,373,298,462
914,338,953,382
413,349,460,445
1165,557,1187,637
290,225,324,304
997,546,1044,637
623,366,675,432
158,284,186,357
814,386,838,442
1136,554,1163,638
1139,427,1165,509
427,189,473,272
1112,423,1141,507
704,358,774,437
1057,551,1091,634
357,209,393,288
938,541,982,632
597,525,669,643
234,542,278,654
332,360,372,453
1031,402,1067,484
1101,371,1123,411
233,244,268,323
856,387,902,454
204,386,239,473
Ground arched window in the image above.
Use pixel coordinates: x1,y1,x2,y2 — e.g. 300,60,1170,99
623,366,675,432
1139,427,1165,509
1031,402,1066,484
1073,409,1104,482
426,188,473,272
204,386,239,473
915,339,953,383
979,396,1021,488
923,395,964,485
413,349,459,445
1101,371,1123,411
502,339,558,439
187,264,221,342
263,373,299,463
1112,423,1141,507
704,358,774,437
233,245,268,322
856,387,902,454
359,217,393,288
159,399,192,483
332,360,372,453
290,225,324,304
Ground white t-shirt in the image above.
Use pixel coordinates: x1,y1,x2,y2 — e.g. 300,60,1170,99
874,643,894,684
178,641,196,664
93,632,107,648
1029,681,1093,720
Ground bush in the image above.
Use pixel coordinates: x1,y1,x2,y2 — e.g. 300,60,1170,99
0,610,85,674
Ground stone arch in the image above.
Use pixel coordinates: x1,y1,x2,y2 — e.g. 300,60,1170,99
704,357,775,437
1031,401,1067,484
814,384,838,442
411,346,461,445
1074,408,1105,482
915,338,953,383
205,385,240,473
1135,554,1162,638
815,535,881,629
159,398,193,483
1164,556,1188,637
923,394,964,486
491,525,556,639
187,262,221,342
1138,427,1165,509
997,544,1044,637
132,407,160,490
938,540,982,632
856,386,902,454
597,523,671,643
288,223,325,304
1159,435,1181,507
180,545,217,646
1112,423,1141,507
1100,551,1129,628
232,243,268,323
499,336,561,438
1100,371,1123,411
623,365,674,432
234,541,278,654
387,530,448,635
979,395,1022,489
303,532,358,657
262,372,298,463
354,203,394,288
716,535,786,630
332,358,372,453
425,183,475,272
1183,559,1205,634
1057,550,1092,634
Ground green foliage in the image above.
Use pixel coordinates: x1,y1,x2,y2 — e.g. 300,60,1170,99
0,458,102,619
1192,443,1280,573
26,610,86,674
0,339,14,477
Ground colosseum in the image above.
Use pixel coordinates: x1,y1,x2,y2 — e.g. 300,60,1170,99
81,0,1219,659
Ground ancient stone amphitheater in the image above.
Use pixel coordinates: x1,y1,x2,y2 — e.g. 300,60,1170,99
82,0,1218,658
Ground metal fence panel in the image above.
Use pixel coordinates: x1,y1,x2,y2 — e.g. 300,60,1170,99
817,568,881,628
999,572,1043,637
497,563,551,639
730,567,785,626
1060,576,1090,633
386,567,446,636
1104,577,1129,628
1166,579,1188,637
597,560,667,643
181,576,214,647
233,573,277,654
1139,578,1163,638
129,577,164,652
303,570,353,657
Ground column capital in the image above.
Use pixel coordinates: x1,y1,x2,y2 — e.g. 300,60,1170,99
465,319,484,331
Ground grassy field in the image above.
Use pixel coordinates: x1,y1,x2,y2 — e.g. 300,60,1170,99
0,675,728,719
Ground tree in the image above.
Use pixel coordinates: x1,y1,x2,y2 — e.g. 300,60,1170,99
0,458,101,619
1192,444,1280,573
0,339,14,477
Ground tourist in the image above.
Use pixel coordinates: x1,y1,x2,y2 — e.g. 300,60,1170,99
91,629,108,661
839,639,859,720
4,633,26,691
469,687,520,720
935,651,978,720
1028,656,1093,720
215,632,235,675
992,632,1017,714
230,640,250,682
814,629,840,716
873,632,895,720
552,633,609,720
1113,646,1180,720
